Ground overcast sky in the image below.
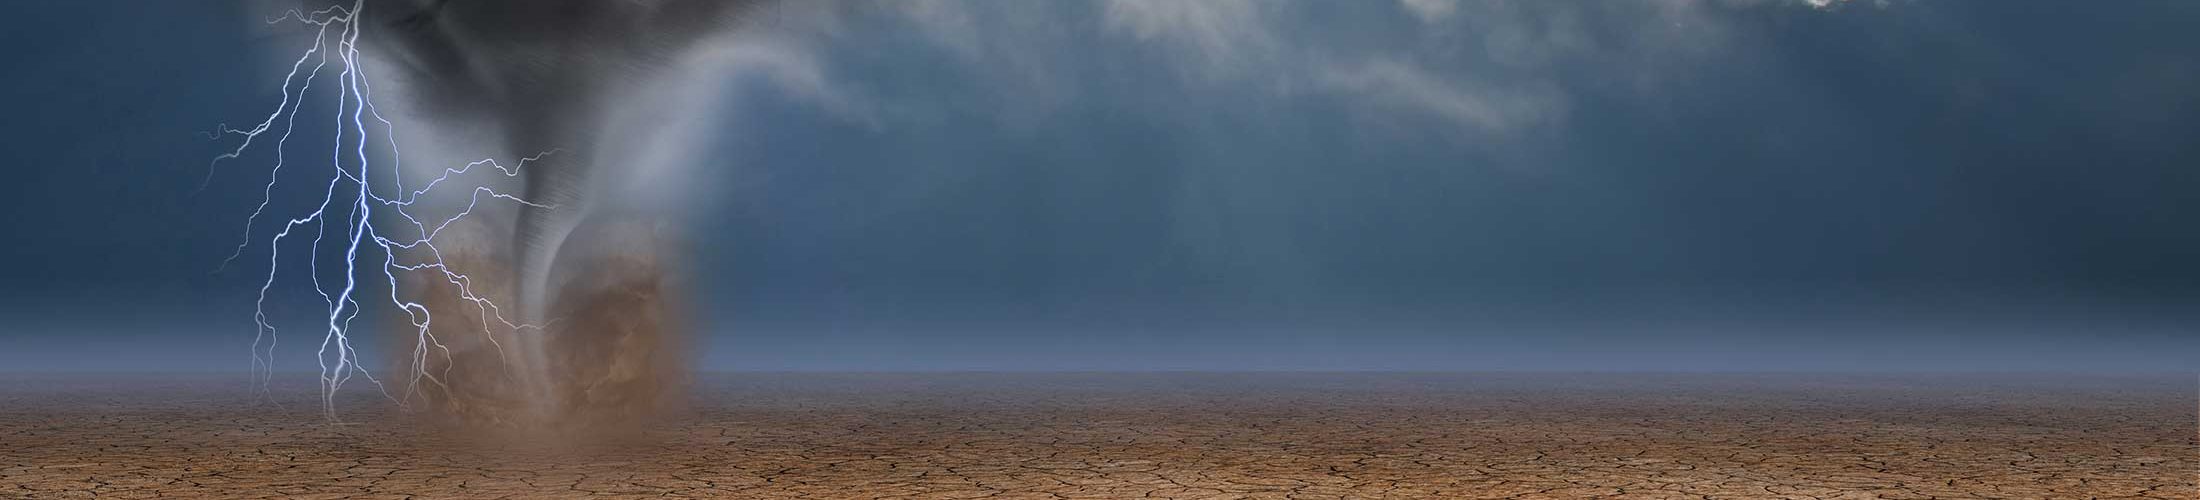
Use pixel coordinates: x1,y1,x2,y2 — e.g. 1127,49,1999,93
3,0,2198,371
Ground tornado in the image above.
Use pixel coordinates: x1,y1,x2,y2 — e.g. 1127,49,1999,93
340,0,768,431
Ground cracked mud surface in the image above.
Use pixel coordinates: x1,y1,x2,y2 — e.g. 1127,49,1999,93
3,373,2193,499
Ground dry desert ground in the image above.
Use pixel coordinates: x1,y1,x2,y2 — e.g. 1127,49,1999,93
2,372,2194,499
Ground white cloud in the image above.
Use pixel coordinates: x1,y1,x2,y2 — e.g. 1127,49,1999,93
1095,0,1561,135
888,0,985,60
690,41,876,127
732,0,1866,140
1318,59,1564,134
1100,0,1280,77
1399,0,1459,22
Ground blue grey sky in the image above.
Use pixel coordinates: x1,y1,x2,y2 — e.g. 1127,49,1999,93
3,0,2198,371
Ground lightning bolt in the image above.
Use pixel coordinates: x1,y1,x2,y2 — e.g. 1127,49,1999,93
207,1,557,421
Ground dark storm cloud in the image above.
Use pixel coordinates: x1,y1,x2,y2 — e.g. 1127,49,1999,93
3,0,2197,371
711,1,2200,306
691,0,2200,370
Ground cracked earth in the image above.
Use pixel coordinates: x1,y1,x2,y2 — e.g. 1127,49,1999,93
2,373,2193,499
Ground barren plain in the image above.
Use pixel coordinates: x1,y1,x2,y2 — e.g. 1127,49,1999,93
2,373,2193,499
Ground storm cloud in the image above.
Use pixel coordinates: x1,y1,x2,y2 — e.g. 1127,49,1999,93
1,0,2196,372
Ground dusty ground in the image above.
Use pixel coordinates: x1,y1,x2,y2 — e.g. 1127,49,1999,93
1,373,2192,499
